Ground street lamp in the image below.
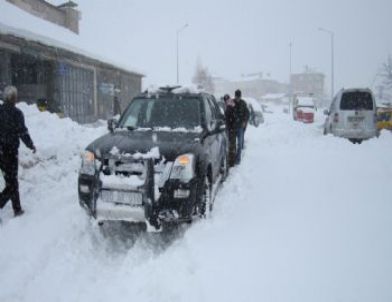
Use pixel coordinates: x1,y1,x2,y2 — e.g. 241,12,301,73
176,23,189,84
289,41,293,113
318,27,335,99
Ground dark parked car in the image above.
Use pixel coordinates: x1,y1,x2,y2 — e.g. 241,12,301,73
78,86,228,231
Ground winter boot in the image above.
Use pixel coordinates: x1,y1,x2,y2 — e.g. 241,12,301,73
14,208,24,217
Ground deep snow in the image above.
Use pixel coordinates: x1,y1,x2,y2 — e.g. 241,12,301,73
0,104,391,302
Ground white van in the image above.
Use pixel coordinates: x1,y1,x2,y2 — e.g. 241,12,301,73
323,88,377,143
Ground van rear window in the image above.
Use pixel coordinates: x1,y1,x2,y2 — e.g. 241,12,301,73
340,91,373,111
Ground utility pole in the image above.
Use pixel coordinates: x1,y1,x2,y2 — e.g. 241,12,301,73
289,41,293,113
176,23,189,84
318,27,335,99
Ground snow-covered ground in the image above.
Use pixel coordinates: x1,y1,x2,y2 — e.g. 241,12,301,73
0,104,391,302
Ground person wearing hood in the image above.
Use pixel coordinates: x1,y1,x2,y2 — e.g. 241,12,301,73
0,86,36,216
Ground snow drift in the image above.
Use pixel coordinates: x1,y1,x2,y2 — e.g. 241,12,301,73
0,103,391,302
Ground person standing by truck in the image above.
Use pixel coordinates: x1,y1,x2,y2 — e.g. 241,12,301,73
233,89,249,164
0,86,36,217
224,94,236,167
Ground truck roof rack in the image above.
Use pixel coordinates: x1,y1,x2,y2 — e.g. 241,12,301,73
158,85,182,93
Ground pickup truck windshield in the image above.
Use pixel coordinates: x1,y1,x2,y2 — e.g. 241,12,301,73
119,97,201,129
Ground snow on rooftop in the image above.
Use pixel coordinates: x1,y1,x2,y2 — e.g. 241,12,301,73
0,1,144,76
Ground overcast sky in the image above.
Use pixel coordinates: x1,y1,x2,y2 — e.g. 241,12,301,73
52,0,392,93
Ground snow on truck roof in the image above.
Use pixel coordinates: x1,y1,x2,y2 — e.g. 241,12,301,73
0,1,144,77
296,97,314,107
143,85,205,96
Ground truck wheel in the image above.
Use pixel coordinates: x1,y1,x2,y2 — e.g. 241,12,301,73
220,155,228,183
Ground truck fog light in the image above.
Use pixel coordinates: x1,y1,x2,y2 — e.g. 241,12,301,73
80,185,90,194
174,189,190,199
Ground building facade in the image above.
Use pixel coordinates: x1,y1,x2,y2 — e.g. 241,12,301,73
0,32,143,123
290,71,325,99
214,74,288,100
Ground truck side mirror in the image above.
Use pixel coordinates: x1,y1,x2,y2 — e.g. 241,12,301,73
108,118,119,132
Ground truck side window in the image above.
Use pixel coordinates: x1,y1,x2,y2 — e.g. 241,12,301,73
204,97,213,132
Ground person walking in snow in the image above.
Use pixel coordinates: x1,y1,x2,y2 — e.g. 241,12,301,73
0,86,36,217
224,94,237,167
233,89,249,165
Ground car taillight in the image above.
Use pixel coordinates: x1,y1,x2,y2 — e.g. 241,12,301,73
333,113,339,123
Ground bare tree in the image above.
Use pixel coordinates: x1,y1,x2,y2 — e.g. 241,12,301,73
192,59,215,94
376,55,392,102
381,55,392,88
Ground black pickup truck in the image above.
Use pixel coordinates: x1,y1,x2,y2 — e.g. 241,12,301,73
78,87,228,231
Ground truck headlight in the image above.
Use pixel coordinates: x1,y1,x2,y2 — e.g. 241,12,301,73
170,154,195,182
80,151,98,176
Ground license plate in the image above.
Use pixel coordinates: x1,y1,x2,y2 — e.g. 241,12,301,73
348,116,365,123
101,190,143,206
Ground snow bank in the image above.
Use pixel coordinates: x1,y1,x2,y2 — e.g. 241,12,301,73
0,102,391,302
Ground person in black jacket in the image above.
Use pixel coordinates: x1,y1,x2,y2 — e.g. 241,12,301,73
224,94,236,167
0,86,36,216
233,89,249,164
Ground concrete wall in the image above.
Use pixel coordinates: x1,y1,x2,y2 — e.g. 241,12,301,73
6,0,80,33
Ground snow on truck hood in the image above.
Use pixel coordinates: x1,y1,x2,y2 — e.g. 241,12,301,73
87,129,201,161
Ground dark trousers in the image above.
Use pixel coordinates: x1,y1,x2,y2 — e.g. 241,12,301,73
227,128,237,167
236,128,245,164
0,148,22,213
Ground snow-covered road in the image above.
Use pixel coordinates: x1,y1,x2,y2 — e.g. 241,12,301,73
1,104,391,302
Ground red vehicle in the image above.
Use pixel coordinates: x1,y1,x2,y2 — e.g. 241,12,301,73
293,97,315,123
295,107,315,123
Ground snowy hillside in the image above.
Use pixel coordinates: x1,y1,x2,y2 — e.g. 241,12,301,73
0,104,391,302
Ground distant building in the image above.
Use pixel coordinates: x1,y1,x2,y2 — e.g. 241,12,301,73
214,73,288,100
0,0,143,123
290,69,325,100
260,93,288,105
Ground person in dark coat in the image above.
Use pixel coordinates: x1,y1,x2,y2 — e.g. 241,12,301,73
0,86,36,216
224,94,236,167
233,89,249,164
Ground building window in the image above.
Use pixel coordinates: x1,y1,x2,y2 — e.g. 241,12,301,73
11,54,38,85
